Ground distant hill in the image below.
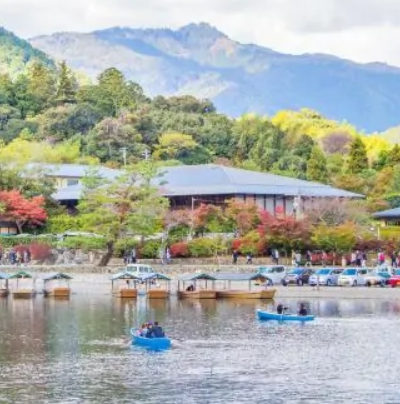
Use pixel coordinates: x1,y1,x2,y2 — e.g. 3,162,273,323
0,27,54,77
25,22,400,132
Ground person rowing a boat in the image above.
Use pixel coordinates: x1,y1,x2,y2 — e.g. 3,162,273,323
276,303,289,314
298,303,308,316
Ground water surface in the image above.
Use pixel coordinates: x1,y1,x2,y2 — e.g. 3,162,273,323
1,296,400,404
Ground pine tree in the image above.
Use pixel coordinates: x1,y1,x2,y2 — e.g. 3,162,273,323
55,61,76,104
307,145,328,183
348,137,369,174
387,144,400,166
28,61,56,112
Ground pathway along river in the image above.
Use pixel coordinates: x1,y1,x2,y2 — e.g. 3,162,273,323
1,295,400,404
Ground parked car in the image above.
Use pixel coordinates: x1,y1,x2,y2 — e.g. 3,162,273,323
365,270,390,287
388,270,400,288
257,265,287,285
308,268,343,286
282,268,313,286
337,268,368,287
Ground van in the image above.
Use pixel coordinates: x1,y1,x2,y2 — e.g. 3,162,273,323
257,265,286,285
126,264,155,277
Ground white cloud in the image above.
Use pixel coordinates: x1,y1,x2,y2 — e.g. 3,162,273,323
2,0,400,65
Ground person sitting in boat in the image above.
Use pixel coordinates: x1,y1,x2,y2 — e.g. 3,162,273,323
140,323,148,337
276,303,289,314
298,303,308,316
186,284,195,292
153,321,165,338
145,323,154,338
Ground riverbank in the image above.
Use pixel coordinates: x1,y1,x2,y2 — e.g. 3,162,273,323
16,272,400,300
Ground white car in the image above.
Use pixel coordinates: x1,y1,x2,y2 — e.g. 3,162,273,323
337,268,368,287
256,265,287,285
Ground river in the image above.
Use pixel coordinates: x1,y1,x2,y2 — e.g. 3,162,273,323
1,295,400,404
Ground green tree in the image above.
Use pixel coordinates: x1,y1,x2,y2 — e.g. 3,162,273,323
55,61,77,104
293,134,315,160
348,137,369,173
386,144,400,166
27,61,56,113
153,132,212,164
312,222,357,254
307,145,328,182
78,162,169,266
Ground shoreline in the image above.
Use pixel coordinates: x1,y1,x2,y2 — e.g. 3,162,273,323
5,272,399,301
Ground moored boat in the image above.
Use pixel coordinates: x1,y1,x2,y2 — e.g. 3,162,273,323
9,270,36,299
214,272,276,299
0,272,10,297
111,271,140,298
256,309,315,322
141,273,171,299
178,289,217,299
177,273,217,299
216,289,276,299
43,273,73,298
130,328,171,350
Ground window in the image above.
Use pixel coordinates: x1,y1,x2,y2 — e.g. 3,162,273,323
67,179,79,186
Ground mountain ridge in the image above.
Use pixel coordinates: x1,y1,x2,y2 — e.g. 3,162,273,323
16,22,400,132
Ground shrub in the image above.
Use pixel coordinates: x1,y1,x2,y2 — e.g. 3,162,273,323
231,231,265,256
60,236,107,251
188,238,216,257
45,214,85,234
170,242,190,258
0,236,57,249
115,238,139,257
28,243,52,261
139,239,162,259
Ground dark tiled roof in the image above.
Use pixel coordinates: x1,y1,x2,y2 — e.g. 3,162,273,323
372,207,400,219
51,163,363,201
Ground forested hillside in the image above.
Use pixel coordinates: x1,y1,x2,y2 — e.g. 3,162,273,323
30,23,400,132
0,61,400,212
0,27,54,77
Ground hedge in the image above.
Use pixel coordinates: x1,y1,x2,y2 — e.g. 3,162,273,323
60,236,107,251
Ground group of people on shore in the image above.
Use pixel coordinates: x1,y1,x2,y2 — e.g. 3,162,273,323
139,321,165,338
0,249,31,266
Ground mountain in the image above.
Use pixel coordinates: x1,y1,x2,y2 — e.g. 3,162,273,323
29,23,400,132
0,27,54,77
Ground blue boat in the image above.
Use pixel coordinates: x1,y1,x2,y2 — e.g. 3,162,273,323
130,328,171,350
256,309,315,322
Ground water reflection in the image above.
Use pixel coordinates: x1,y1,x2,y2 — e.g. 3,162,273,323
1,295,400,403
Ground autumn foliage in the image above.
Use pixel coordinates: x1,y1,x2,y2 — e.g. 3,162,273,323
258,210,311,250
0,190,47,233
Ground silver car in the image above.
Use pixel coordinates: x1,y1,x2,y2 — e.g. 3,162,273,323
308,268,342,286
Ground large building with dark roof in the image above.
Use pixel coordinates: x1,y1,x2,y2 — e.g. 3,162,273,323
48,163,362,216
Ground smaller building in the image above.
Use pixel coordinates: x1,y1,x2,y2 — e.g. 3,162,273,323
372,207,400,225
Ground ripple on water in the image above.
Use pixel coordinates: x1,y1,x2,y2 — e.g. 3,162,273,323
1,297,400,403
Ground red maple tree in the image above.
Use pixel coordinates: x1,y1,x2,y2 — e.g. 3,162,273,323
0,190,47,233
258,210,311,251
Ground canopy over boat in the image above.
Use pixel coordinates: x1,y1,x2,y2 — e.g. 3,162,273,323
43,272,73,282
256,309,315,322
140,273,171,281
111,271,141,281
9,270,33,279
179,273,217,282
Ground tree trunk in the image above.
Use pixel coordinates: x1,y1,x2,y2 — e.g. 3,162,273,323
16,221,24,235
98,241,114,267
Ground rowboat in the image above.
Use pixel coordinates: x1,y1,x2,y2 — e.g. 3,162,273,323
216,289,276,299
256,309,315,322
130,328,171,350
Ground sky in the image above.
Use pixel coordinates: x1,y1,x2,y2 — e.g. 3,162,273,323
2,0,400,66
